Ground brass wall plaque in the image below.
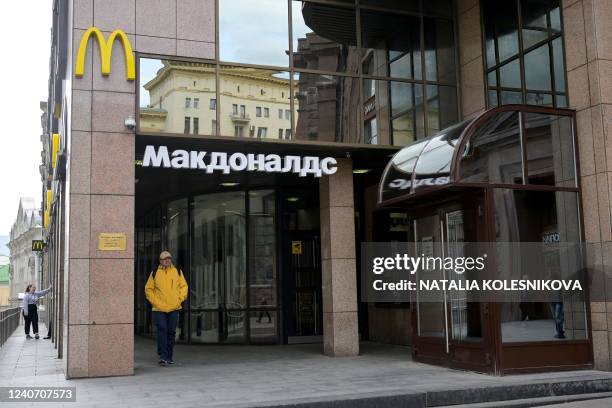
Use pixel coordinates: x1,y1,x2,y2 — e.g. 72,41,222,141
98,233,127,251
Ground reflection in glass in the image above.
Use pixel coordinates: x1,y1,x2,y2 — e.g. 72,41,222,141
219,66,293,139
249,190,276,307
524,44,552,91
220,0,289,67
415,215,445,338
139,59,216,135
224,310,246,343
292,1,358,73
494,189,586,342
192,192,246,313
424,18,455,83
488,90,499,107
484,0,566,108
190,312,219,343
552,37,566,92
460,112,522,183
361,10,421,79
499,59,521,89
360,0,420,12
426,85,458,136
294,72,359,142
500,90,522,105
525,113,575,187
526,92,553,106
250,311,277,344
484,1,519,66
166,198,189,341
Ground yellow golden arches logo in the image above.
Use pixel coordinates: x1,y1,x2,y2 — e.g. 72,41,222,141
75,27,135,81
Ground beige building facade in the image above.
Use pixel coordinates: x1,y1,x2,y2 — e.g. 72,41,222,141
40,0,612,378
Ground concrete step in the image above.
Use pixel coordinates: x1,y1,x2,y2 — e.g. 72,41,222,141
214,376,612,408
436,392,612,408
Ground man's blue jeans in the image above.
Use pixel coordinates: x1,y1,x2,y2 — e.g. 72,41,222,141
154,311,179,361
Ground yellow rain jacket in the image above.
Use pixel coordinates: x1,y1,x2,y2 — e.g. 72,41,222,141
145,265,188,312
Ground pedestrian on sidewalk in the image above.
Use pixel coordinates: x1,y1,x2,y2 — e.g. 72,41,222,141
145,251,188,366
22,284,53,340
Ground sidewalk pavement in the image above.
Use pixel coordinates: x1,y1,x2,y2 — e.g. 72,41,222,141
2,324,612,407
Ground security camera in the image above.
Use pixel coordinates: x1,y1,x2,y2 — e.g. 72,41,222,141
124,115,136,131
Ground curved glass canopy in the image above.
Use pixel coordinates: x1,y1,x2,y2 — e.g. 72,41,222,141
378,105,577,205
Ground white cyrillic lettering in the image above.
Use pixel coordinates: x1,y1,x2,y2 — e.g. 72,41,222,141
247,154,266,171
320,157,337,175
170,149,190,169
189,151,206,169
281,156,301,173
143,145,170,168
229,153,248,171
300,156,322,177
264,154,282,172
207,152,230,174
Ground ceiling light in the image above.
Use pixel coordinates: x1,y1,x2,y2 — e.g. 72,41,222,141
353,169,371,174
286,197,299,202
219,182,240,187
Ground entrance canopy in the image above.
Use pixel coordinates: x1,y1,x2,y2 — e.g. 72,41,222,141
378,105,577,206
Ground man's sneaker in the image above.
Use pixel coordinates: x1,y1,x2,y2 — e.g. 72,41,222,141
35,334,40,339
167,360,175,365
26,334,33,339
158,359,167,366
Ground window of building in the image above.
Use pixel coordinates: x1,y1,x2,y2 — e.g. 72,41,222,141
193,98,199,109
278,129,283,139
232,104,238,115
185,97,191,108
285,129,292,140
235,125,244,137
139,1,458,146
193,117,199,134
257,127,267,138
184,116,190,134
483,0,567,108
240,105,246,118
256,107,262,117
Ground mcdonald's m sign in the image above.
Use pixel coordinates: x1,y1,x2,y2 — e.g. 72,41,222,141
32,240,46,252
75,27,135,81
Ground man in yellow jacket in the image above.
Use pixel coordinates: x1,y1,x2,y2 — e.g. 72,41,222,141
145,251,188,366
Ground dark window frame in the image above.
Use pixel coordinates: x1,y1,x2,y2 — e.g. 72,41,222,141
481,0,568,109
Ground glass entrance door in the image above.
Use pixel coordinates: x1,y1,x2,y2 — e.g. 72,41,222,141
189,189,278,344
412,192,493,372
285,232,322,342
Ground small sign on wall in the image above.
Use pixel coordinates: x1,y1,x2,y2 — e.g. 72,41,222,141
98,233,127,251
292,241,303,255
32,240,45,251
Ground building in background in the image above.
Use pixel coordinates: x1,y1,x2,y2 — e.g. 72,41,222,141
8,198,43,307
140,61,295,139
0,264,9,307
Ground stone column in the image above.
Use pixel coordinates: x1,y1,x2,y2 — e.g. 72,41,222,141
319,158,359,356
562,0,612,371
457,0,487,118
